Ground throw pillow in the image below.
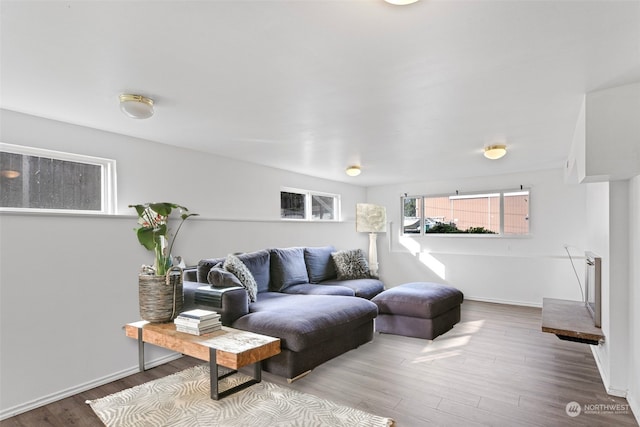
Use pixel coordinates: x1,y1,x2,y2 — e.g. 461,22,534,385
196,257,225,283
207,267,243,288
236,250,271,293
304,246,337,283
270,247,310,291
331,249,371,280
223,254,258,302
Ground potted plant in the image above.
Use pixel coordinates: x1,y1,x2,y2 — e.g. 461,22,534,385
130,202,198,322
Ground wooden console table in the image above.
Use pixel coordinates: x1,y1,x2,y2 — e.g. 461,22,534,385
125,321,280,399
541,298,604,345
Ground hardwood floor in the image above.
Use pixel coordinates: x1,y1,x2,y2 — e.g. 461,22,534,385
2,301,637,426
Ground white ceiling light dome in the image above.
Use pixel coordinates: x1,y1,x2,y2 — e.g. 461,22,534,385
484,144,507,160
119,94,154,119
346,165,361,176
384,0,420,5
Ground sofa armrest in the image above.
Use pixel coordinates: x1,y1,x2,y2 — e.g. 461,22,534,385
183,266,198,283
183,280,249,325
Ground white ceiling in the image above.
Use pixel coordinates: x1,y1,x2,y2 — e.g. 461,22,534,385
2,0,639,186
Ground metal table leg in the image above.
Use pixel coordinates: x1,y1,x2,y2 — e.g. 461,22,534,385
208,347,261,400
137,327,145,372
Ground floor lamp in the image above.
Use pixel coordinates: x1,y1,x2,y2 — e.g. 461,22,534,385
356,203,387,277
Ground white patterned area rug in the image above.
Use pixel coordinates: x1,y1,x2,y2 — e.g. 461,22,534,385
87,364,394,427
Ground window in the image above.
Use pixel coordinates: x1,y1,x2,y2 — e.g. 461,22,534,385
280,188,340,221
402,189,529,235
0,143,116,214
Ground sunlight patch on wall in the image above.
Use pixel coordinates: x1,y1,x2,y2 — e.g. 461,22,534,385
398,235,447,279
418,252,446,280
398,235,420,254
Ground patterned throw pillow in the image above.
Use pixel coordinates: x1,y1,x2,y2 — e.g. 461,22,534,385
331,249,371,280
223,254,258,302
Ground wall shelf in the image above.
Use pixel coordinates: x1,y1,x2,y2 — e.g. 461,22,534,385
541,298,604,345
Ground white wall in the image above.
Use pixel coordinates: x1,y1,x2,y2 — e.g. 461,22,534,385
1,109,366,220
0,110,368,418
584,82,640,182
366,168,588,306
566,83,640,184
586,179,636,414
628,175,640,421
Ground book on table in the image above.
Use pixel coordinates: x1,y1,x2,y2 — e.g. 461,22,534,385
175,323,222,335
178,308,219,320
174,316,221,328
175,312,221,323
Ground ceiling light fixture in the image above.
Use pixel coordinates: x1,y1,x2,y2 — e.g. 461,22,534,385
484,144,507,160
346,166,361,177
0,170,21,179
119,94,154,119
384,0,420,5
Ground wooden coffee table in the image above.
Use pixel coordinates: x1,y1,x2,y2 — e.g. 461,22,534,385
124,321,280,399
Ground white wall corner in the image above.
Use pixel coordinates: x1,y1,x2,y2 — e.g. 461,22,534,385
584,82,640,182
629,392,640,425
565,96,586,184
627,174,640,424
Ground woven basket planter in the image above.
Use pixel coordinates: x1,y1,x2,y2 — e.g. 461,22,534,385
138,267,183,323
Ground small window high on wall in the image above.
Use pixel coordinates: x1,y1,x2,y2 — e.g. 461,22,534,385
0,143,117,214
402,189,529,235
281,187,340,221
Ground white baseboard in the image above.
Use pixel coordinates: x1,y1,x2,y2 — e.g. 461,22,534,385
0,353,183,421
628,391,640,425
590,345,628,398
464,295,542,308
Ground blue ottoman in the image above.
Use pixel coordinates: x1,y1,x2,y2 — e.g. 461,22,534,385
372,282,463,340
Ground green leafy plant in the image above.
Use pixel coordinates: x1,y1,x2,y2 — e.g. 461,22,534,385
426,222,462,233
465,226,497,234
425,222,497,234
129,202,198,275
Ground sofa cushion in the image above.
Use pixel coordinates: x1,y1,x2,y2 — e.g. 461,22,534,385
270,247,309,291
280,283,355,297
304,246,337,283
233,293,378,352
224,254,258,302
331,249,372,280
207,267,243,288
196,257,225,283
236,250,271,293
320,278,384,300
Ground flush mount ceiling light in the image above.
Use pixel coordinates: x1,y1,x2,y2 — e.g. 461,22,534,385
384,0,419,5
119,94,154,119
346,165,361,177
0,170,21,179
484,144,507,160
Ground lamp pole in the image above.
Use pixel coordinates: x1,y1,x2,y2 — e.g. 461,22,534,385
369,232,379,277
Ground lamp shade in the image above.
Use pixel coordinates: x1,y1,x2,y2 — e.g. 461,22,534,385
356,203,387,233
484,144,507,160
119,94,154,119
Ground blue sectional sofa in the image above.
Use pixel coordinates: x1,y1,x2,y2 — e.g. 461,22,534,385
183,246,384,380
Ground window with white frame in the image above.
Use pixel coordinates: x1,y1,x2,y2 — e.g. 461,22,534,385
402,189,529,235
0,143,117,214
280,188,340,221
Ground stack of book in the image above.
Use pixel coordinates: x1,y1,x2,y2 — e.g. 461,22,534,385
174,309,222,335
